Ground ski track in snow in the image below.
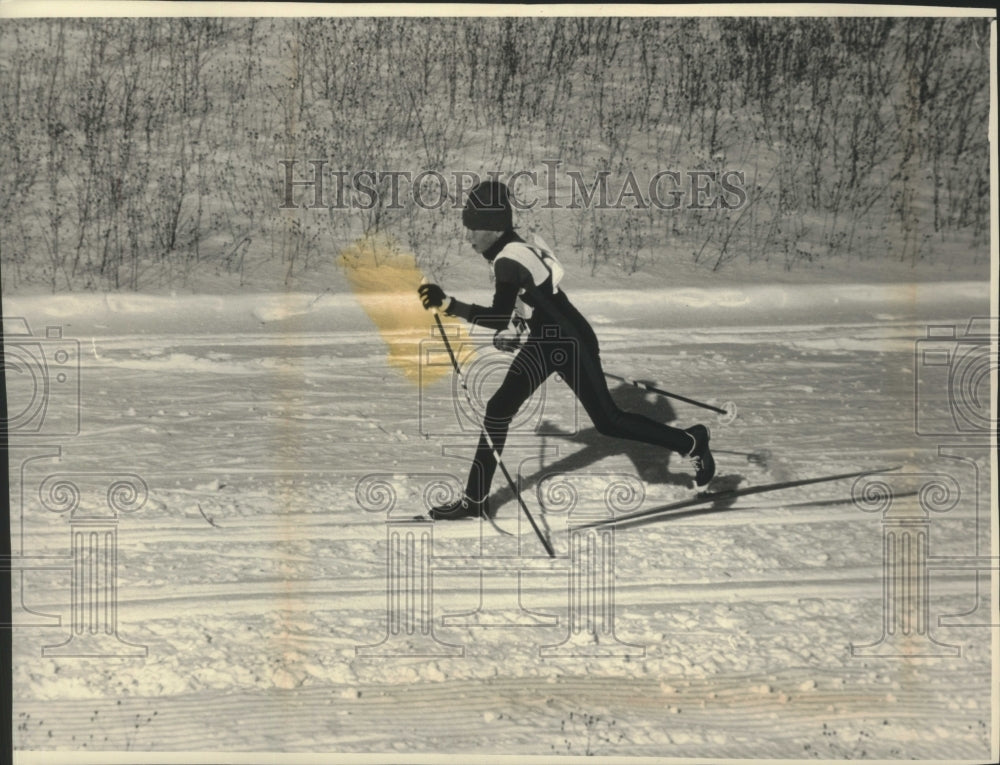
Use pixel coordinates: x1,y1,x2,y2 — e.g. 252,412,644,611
6,284,994,759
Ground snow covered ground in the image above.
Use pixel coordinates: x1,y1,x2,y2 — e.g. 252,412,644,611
5,280,995,762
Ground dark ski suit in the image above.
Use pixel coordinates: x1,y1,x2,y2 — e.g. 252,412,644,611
445,229,695,502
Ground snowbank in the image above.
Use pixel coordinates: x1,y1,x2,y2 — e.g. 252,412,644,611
3,281,985,338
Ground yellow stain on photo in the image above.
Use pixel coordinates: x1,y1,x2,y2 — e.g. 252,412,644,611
338,234,469,386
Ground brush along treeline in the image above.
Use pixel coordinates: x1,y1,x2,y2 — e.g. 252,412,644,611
0,16,990,292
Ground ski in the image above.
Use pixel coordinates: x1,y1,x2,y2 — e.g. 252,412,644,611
410,512,516,537
575,465,902,531
485,515,516,537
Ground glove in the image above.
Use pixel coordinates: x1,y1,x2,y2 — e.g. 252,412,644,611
418,283,450,311
492,329,522,353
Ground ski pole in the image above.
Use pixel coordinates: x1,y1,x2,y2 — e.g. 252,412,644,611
430,309,556,559
604,371,738,423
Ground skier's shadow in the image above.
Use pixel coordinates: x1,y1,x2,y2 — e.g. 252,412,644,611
489,383,695,510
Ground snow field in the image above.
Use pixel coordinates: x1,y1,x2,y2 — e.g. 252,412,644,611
6,282,993,759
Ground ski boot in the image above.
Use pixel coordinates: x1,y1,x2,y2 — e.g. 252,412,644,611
428,495,491,521
684,424,716,490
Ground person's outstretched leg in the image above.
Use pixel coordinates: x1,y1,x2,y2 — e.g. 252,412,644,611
430,343,549,519
559,333,716,488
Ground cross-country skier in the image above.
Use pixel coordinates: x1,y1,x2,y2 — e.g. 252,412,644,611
417,180,715,520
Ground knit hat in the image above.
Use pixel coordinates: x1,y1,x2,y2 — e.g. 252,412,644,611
462,180,512,231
